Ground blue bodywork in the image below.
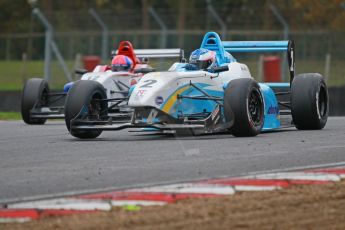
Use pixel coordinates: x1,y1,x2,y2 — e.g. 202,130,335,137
259,84,281,130
63,82,74,92
200,32,236,65
128,85,136,96
159,83,221,118
201,32,290,130
222,41,289,53
158,82,282,131
200,32,289,63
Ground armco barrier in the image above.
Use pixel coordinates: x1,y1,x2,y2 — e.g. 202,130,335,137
0,86,344,115
328,86,345,116
0,91,22,113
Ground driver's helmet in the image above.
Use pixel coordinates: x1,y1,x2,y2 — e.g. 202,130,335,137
111,55,133,72
189,48,217,70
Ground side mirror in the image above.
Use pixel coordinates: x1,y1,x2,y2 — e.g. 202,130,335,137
213,65,229,73
133,68,156,74
110,50,116,58
75,69,88,75
141,57,149,64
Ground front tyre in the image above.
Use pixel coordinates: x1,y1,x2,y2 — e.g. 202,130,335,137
291,73,328,130
21,78,49,125
224,78,264,137
64,80,107,139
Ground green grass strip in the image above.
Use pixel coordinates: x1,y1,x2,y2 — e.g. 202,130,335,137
0,112,21,120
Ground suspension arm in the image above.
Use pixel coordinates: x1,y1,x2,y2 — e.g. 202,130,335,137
177,95,223,101
278,101,291,109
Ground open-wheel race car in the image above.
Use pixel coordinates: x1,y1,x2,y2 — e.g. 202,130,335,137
21,41,184,125
68,32,328,138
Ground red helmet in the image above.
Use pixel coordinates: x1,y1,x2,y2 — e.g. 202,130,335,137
111,55,133,71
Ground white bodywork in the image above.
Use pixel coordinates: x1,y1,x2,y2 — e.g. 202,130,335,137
80,65,143,107
129,62,252,109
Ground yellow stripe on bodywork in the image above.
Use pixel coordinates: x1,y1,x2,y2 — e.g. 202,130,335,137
162,85,190,113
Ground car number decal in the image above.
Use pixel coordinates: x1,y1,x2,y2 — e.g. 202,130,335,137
140,79,157,88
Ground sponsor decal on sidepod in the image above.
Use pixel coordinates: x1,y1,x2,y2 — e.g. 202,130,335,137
155,96,164,105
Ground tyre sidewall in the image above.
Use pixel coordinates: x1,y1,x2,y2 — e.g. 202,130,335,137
291,73,328,130
21,78,48,124
224,78,264,137
64,80,107,138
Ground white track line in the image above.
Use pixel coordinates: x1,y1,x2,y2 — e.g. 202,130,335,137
7,198,112,211
331,174,345,179
0,217,31,223
130,183,235,195
249,172,341,181
234,185,281,191
111,200,166,206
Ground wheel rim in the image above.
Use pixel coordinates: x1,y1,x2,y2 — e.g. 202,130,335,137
248,89,263,126
40,88,48,106
318,85,327,118
88,93,103,119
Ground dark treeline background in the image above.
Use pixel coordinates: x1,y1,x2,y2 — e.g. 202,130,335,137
1,0,344,34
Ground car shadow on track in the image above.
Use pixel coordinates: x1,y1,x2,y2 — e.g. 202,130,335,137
63,128,297,142
64,132,233,142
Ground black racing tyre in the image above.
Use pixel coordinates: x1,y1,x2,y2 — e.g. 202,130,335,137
224,78,264,137
64,80,107,139
21,78,49,125
291,73,328,130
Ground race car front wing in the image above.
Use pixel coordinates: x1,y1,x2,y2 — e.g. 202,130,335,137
30,91,66,119
70,105,233,135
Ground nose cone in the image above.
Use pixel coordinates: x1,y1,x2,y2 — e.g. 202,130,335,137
128,72,176,108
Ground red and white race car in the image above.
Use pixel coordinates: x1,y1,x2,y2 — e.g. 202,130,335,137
21,41,183,126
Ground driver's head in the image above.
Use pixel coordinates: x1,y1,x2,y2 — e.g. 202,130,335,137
111,55,133,72
189,48,217,70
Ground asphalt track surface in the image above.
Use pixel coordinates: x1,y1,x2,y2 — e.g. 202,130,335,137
1,117,345,204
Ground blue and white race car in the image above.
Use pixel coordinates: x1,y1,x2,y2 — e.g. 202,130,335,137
67,32,328,138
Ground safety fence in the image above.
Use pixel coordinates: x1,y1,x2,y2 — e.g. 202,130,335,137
1,29,343,85
0,30,341,61
0,5,344,86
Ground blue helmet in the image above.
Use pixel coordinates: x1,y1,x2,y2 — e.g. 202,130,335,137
189,48,217,70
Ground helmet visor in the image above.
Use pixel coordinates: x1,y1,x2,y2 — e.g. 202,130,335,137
194,60,212,70
112,65,130,72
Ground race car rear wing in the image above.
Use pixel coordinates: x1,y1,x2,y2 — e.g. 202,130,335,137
222,40,295,83
135,49,184,61
114,48,185,62
200,32,295,83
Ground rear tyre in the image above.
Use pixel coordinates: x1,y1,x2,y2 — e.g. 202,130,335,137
64,80,107,139
291,73,328,130
224,78,264,137
21,78,48,125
